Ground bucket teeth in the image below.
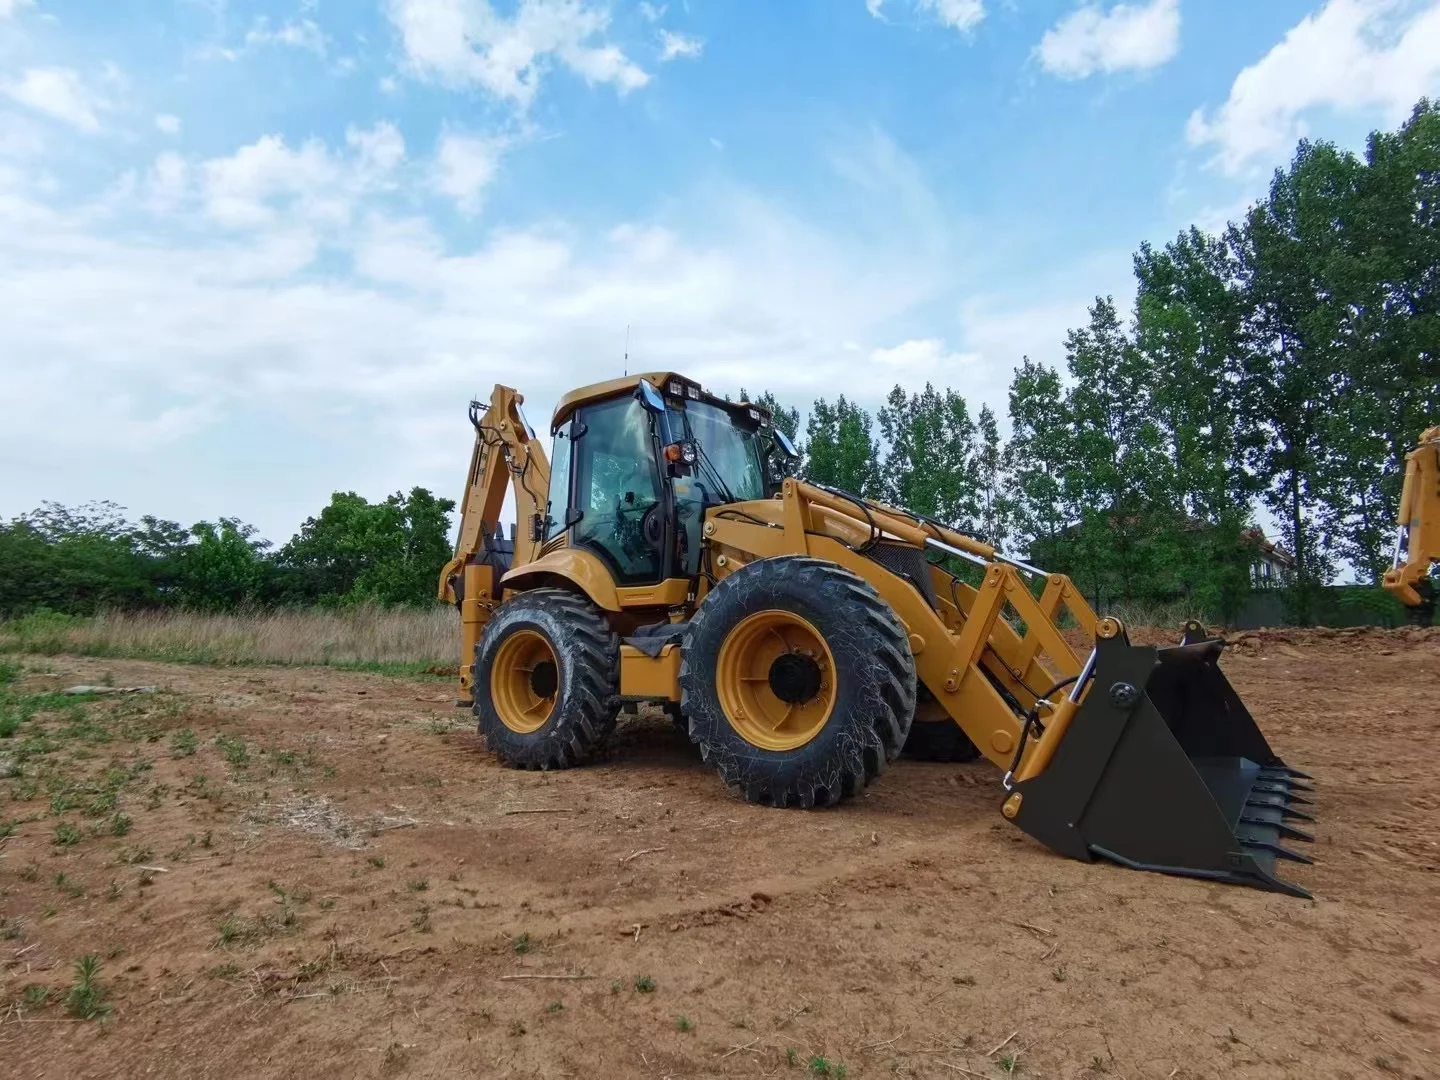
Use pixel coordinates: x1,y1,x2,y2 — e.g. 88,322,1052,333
1252,784,1312,805
1258,767,1313,790
1246,797,1315,822
1239,816,1314,843
1240,838,1314,865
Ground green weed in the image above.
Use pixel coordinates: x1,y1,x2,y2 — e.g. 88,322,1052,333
214,736,249,767
65,955,109,1019
53,821,82,847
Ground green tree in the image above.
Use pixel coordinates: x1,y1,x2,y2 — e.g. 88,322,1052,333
801,396,881,496
1312,101,1440,580
0,503,157,616
1061,297,1177,608
876,383,981,530
973,404,1009,548
278,488,456,606
1133,228,1257,620
1003,359,1070,568
174,519,270,611
1234,142,1353,618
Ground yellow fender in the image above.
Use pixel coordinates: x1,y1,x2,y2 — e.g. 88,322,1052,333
501,548,622,611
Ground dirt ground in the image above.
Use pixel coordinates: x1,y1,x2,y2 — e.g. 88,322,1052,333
2,627,1438,1080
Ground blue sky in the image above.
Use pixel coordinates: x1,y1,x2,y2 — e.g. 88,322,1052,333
3,0,1439,542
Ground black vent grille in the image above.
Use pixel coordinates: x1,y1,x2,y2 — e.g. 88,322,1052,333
863,541,938,609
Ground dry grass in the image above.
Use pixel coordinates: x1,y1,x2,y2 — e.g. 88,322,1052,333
0,606,457,671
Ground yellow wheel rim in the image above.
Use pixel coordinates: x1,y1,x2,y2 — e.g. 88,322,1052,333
490,629,559,734
715,610,836,751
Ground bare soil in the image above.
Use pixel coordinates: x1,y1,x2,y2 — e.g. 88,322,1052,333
3,628,1438,1079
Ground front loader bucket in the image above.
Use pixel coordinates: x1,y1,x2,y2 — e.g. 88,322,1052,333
1007,625,1315,898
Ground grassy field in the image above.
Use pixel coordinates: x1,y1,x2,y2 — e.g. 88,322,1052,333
0,607,457,673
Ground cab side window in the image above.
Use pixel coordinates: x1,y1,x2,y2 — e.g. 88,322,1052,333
571,396,663,584
544,422,573,542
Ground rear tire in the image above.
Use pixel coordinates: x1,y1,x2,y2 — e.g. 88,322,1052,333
473,589,619,769
902,688,981,762
679,557,916,808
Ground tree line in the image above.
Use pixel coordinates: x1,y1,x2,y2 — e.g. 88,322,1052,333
790,101,1439,623
0,490,454,616
2,103,1434,624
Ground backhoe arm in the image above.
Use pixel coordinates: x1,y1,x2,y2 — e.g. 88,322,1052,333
1383,427,1440,615
438,384,550,702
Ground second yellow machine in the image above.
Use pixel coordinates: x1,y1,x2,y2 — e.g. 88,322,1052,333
439,374,1315,896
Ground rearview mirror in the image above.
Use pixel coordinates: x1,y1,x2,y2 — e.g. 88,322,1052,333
636,379,666,413
774,429,799,458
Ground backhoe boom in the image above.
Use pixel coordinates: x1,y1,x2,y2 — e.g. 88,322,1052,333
438,384,550,703
1383,426,1440,621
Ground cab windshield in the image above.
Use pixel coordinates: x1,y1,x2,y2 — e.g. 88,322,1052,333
676,400,767,503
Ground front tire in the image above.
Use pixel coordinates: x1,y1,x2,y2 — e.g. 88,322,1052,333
679,557,916,808
474,590,620,769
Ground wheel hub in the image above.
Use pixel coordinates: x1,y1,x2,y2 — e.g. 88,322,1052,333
530,660,558,700
767,651,822,704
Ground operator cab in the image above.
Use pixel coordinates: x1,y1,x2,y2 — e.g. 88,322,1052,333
541,373,799,587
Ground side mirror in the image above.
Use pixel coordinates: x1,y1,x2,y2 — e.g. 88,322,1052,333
774,429,799,459
636,379,666,414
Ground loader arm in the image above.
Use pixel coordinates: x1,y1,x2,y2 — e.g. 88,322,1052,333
438,384,550,703
1382,426,1440,619
705,478,1315,896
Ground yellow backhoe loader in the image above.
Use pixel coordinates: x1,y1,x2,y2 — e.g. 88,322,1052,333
439,374,1315,896
1383,427,1440,625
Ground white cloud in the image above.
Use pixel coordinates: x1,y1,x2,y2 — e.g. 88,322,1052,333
0,123,973,538
201,136,340,228
147,151,189,208
0,0,33,19
637,1,666,21
868,0,984,33
245,16,329,56
1188,0,1440,174
155,113,181,135
432,130,506,213
347,120,407,177
917,0,985,32
871,337,979,372
195,122,404,229
658,30,703,62
386,0,649,107
1036,0,1180,80
1,68,105,132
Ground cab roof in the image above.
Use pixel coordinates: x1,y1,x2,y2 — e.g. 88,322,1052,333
549,372,770,430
